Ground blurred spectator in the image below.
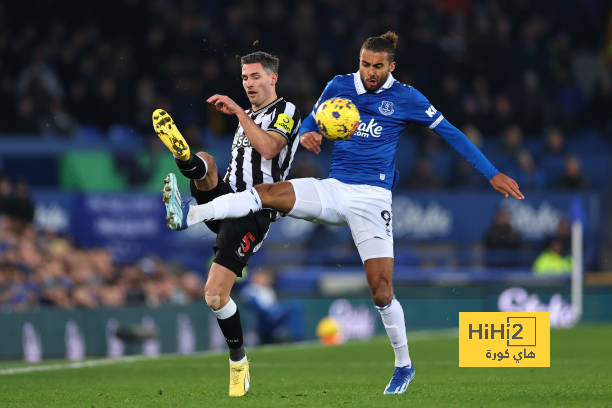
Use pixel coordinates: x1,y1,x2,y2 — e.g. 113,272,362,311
588,74,612,135
543,127,566,157
15,57,66,133
548,219,572,257
0,174,12,216
450,124,489,188
484,209,522,267
99,285,125,308
122,265,148,305
241,268,303,344
72,285,99,309
484,209,521,250
491,95,515,132
450,158,489,189
403,157,444,189
180,273,204,304
7,180,35,225
554,67,586,130
515,70,548,136
532,239,572,276
510,149,546,190
496,124,524,171
557,155,590,189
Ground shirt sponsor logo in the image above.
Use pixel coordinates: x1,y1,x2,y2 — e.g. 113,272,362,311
273,113,294,134
353,118,383,138
232,128,251,148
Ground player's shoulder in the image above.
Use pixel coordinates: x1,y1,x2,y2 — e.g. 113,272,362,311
277,98,300,116
392,81,432,105
329,73,354,87
390,79,417,97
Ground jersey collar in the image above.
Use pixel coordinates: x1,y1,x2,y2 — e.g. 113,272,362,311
249,97,283,114
353,72,396,95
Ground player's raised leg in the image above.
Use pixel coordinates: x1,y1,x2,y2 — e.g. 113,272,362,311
153,109,220,187
364,255,415,394
153,109,221,228
179,181,298,227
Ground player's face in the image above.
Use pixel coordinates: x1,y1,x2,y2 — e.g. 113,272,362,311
242,63,278,109
359,49,396,92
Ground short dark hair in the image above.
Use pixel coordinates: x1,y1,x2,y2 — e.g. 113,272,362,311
240,51,279,73
361,31,399,62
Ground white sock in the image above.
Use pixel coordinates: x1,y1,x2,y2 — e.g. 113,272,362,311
186,187,263,226
212,297,237,319
230,356,247,364
376,297,411,367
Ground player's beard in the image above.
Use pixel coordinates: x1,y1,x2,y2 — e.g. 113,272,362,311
361,71,388,92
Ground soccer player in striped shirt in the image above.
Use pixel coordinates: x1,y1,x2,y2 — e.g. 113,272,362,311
153,51,300,397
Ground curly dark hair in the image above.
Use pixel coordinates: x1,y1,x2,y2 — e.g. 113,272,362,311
361,31,399,62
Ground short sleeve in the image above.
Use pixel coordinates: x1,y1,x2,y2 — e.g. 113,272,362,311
266,101,301,141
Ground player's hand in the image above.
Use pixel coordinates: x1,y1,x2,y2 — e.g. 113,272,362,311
300,131,323,154
489,173,525,200
206,94,242,116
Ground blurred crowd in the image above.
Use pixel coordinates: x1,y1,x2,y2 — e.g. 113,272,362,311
0,176,204,312
484,207,573,273
1,0,610,138
1,1,610,310
1,0,610,191
397,123,600,190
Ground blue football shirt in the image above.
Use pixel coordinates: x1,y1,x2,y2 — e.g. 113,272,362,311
299,72,498,190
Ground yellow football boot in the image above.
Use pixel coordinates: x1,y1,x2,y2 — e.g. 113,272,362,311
152,109,191,161
229,359,250,397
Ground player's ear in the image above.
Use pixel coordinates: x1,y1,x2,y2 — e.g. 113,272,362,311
271,72,278,86
389,61,396,72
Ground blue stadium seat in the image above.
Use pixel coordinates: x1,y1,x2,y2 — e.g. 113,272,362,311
108,125,142,150
74,125,105,142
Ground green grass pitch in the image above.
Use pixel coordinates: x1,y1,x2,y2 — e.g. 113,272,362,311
1,324,611,407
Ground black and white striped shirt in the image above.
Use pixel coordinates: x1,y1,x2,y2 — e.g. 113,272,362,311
224,97,301,192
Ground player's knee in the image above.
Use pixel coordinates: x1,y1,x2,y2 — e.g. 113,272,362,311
372,293,392,308
370,281,393,307
254,183,273,198
204,283,232,310
204,283,221,309
204,293,221,310
254,182,294,212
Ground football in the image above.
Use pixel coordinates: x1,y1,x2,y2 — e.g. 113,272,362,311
315,97,360,141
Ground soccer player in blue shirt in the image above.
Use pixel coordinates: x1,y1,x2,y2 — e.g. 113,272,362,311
165,31,524,394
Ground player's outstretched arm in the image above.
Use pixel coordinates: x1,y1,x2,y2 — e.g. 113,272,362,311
207,94,287,159
489,173,525,199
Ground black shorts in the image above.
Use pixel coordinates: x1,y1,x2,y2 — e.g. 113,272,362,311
190,177,271,277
